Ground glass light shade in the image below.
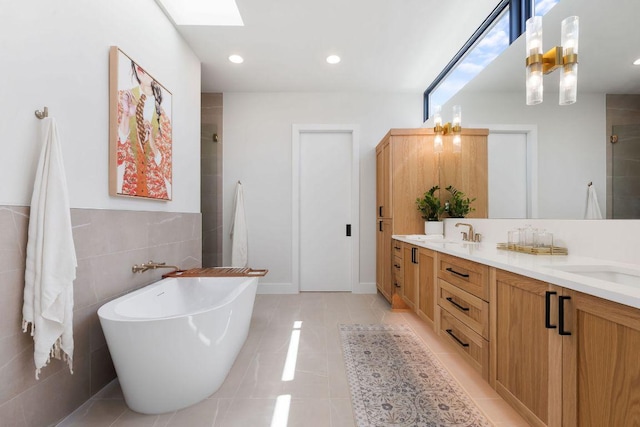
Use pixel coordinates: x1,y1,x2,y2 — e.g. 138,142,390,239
452,105,462,129
525,17,543,105
434,134,443,153
559,63,578,105
452,134,462,153
561,16,579,55
433,105,443,128
526,17,543,57
526,64,543,105
559,16,579,105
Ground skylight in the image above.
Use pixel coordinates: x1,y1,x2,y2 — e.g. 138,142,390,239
156,0,244,26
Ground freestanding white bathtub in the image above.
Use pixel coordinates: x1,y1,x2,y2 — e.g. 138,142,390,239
98,275,258,414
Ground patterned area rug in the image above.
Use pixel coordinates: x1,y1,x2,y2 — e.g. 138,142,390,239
340,324,492,427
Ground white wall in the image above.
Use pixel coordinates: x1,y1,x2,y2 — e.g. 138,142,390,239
223,92,422,290
0,0,201,213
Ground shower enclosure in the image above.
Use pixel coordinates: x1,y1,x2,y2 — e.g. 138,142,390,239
611,123,640,218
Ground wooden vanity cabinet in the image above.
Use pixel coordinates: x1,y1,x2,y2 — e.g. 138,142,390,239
416,247,436,325
492,269,640,427
491,270,563,427
436,253,490,379
562,289,640,427
398,244,436,324
401,244,418,310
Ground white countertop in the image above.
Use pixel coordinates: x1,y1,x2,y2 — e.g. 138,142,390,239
393,235,640,310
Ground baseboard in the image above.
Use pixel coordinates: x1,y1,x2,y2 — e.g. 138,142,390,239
257,282,377,294
257,282,298,294
353,282,377,294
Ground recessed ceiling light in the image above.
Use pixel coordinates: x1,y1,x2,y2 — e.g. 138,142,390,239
155,0,243,26
326,55,341,64
229,55,244,64
634,58,640,66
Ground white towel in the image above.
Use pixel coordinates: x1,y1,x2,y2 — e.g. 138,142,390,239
23,117,77,379
230,181,248,267
585,184,603,219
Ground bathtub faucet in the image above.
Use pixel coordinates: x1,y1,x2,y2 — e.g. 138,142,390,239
132,261,180,274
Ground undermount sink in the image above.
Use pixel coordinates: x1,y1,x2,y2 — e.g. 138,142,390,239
543,264,640,287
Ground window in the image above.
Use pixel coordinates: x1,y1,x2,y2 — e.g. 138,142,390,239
423,0,560,121
429,10,510,110
535,0,559,16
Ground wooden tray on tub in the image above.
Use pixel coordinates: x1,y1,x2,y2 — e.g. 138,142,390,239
162,267,268,278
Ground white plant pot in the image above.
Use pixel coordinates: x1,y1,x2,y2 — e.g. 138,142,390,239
424,221,444,235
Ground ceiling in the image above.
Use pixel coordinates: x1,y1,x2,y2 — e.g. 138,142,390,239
168,0,499,93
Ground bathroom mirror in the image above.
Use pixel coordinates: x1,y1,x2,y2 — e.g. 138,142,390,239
431,0,640,219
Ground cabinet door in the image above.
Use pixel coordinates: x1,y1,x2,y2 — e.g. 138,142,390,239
492,270,563,427
438,131,488,218
376,219,393,301
401,244,417,310
375,141,391,218
562,290,640,427
417,247,436,324
390,134,438,234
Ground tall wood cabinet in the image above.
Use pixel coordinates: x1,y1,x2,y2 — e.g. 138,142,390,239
375,129,438,307
492,269,640,426
375,128,489,308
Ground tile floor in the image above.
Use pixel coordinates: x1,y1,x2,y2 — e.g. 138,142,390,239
57,292,529,426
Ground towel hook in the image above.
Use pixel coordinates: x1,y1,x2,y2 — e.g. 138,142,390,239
35,107,48,119
588,181,593,187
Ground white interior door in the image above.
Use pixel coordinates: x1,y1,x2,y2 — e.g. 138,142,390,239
299,131,352,291
488,132,528,218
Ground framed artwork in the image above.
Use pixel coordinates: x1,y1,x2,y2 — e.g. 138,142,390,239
109,46,173,200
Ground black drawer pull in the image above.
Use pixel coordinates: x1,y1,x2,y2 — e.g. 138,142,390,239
379,221,383,232
394,264,401,269
446,267,470,278
545,291,557,329
394,245,401,251
559,296,571,336
445,329,470,347
379,206,383,217
446,297,470,312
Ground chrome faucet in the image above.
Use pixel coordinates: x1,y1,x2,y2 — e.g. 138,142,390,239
132,261,180,274
455,223,481,242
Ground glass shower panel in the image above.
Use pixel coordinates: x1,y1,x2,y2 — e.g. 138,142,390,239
612,124,640,218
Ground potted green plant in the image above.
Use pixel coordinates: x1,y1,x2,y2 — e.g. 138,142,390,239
445,185,476,218
416,185,445,235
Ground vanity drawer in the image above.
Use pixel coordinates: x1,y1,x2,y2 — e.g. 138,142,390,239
438,279,489,340
392,254,403,281
439,308,489,380
392,241,403,257
437,253,489,301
